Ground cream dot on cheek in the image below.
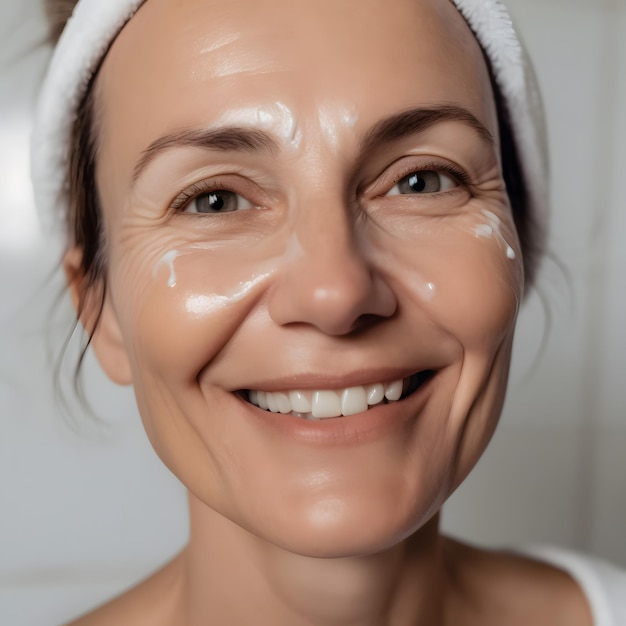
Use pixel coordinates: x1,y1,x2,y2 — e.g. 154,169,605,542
421,281,437,302
474,210,518,262
408,273,437,303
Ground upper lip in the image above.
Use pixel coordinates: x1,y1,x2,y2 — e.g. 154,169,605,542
234,367,432,393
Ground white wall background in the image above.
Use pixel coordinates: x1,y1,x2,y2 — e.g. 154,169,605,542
0,1,624,624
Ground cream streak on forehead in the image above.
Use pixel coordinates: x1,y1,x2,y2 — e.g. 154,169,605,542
213,102,302,148
195,41,290,81
198,31,241,55
209,102,360,152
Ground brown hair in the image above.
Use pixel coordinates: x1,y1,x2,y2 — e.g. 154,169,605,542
46,0,107,390
45,0,79,46
46,0,541,321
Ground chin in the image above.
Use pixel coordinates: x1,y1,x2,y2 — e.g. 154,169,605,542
235,480,449,559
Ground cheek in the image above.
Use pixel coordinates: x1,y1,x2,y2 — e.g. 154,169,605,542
379,209,523,349
110,245,277,384
105,244,281,498
385,209,522,483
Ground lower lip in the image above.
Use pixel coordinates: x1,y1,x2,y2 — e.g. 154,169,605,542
237,375,436,446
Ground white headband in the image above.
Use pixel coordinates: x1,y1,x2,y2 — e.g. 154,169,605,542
31,0,549,257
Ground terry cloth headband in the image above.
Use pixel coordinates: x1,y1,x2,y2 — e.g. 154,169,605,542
31,0,549,262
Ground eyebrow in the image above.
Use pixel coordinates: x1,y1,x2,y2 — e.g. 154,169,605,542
132,127,279,183
131,104,493,185
360,104,494,154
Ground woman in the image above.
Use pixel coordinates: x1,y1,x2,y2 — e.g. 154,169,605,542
31,0,624,623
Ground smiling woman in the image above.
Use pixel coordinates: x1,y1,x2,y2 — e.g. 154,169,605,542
30,0,625,624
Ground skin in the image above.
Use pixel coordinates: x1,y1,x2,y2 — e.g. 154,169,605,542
64,0,592,624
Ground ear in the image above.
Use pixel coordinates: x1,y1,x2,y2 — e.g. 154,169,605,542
63,247,133,386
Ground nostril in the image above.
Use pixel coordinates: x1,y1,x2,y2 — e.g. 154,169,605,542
347,312,395,336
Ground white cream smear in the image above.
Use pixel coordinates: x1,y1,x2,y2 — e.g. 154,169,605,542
185,270,274,316
213,102,302,148
207,48,289,81
474,209,517,260
199,32,241,55
153,250,179,288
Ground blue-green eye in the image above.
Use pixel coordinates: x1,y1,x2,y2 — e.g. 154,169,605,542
387,170,457,196
185,190,255,214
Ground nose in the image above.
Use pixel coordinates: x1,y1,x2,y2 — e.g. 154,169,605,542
267,204,397,336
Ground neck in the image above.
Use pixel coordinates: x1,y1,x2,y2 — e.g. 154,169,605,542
178,493,453,626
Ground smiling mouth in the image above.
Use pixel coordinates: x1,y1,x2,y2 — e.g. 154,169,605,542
243,371,435,420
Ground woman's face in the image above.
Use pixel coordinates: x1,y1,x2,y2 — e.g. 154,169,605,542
86,0,523,556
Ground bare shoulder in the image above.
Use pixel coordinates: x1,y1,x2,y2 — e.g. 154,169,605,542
443,538,594,626
64,555,183,626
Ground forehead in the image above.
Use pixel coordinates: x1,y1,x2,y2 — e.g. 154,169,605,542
96,0,496,174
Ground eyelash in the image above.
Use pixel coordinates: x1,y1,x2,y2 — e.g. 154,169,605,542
386,160,471,194
170,179,235,213
169,159,471,214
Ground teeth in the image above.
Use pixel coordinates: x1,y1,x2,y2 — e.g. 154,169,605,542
246,376,419,419
366,383,385,405
384,380,403,402
289,390,312,413
266,392,279,413
312,390,342,419
275,392,291,414
341,386,369,416
257,390,268,410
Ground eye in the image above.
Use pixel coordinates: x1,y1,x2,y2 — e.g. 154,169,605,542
184,189,255,214
387,170,458,196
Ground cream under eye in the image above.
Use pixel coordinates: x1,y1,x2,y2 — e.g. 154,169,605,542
387,170,458,196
